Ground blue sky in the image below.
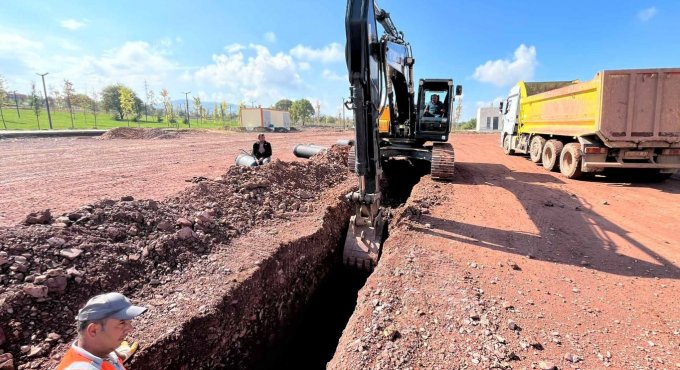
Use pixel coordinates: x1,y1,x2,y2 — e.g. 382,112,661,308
1,1,679,120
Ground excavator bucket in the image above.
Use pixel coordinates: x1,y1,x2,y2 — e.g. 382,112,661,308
343,215,385,271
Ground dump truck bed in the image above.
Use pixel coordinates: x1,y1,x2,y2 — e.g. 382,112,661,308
518,69,680,147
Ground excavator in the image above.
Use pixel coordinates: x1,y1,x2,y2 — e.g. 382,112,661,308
343,0,462,269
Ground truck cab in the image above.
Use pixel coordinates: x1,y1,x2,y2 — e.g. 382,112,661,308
499,85,520,151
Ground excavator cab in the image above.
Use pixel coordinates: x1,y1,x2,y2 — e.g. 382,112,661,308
416,79,455,142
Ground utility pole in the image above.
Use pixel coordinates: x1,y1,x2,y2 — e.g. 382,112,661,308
249,99,256,108
36,73,53,129
182,91,191,127
13,91,20,118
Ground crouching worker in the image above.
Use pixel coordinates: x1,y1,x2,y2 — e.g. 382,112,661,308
252,133,273,165
57,292,147,370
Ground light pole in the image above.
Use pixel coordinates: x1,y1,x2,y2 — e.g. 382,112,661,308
182,91,191,127
36,73,53,129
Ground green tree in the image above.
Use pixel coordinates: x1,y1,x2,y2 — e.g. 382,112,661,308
274,99,293,111
119,87,135,126
220,101,228,123
459,118,476,130
102,84,124,120
89,90,100,128
73,93,93,126
30,82,42,129
160,88,175,126
193,96,203,125
50,86,63,110
63,79,76,128
144,80,151,122
0,74,6,129
101,84,142,121
213,104,220,123
289,99,315,126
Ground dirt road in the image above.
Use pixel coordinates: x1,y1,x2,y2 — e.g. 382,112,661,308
0,129,351,227
330,133,680,369
2,130,678,369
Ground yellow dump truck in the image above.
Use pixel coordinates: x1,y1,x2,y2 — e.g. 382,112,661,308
500,68,680,179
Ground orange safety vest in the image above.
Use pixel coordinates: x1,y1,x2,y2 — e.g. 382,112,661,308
56,347,125,370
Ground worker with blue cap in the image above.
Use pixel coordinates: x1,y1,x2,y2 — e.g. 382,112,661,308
56,292,147,370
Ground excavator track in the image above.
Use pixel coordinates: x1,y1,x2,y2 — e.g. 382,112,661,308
430,142,456,180
348,146,356,173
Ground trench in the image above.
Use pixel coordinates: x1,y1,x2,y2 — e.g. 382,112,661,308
128,159,429,369
254,158,428,370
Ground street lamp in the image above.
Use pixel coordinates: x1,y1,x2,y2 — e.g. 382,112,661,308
36,73,53,129
182,91,191,127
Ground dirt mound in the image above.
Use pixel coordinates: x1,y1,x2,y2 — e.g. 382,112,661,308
0,146,349,369
99,127,178,140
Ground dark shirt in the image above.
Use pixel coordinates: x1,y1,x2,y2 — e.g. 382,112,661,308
425,100,445,116
252,141,272,159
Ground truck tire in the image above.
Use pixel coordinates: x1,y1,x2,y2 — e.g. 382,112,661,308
559,143,583,179
542,140,563,172
502,135,515,155
529,136,546,163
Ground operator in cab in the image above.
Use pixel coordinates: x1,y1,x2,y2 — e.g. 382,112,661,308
423,94,445,117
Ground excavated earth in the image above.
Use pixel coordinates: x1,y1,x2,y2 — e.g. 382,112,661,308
2,131,680,370
0,142,354,369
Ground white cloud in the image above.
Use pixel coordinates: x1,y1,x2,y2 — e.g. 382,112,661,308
193,43,303,104
58,39,81,51
637,7,657,22
0,33,44,70
224,43,246,53
0,33,43,52
298,62,311,71
52,41,179,94
60,19,87,31
264,32,277,43
472,44,537,86
322,69,344,81
290,42,343,63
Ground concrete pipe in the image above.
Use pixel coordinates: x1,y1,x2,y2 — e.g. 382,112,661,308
293,144,328,159
336,139,355,147
235,153,259,167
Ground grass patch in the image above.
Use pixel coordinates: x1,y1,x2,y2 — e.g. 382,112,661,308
0,108,240,130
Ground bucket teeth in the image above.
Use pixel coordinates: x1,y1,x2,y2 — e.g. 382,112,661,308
343,216,382,271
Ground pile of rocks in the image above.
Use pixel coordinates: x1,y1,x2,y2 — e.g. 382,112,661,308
0,146,349,369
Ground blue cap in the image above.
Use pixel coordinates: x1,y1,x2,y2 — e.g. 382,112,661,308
76,292,147,321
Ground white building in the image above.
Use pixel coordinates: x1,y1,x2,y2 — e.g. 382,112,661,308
239,108,291,130
476,106,503,132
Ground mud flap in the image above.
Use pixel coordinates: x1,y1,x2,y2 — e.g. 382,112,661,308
343,214,386,271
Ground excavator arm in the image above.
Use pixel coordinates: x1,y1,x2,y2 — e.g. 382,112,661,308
344,0,414,269
343,0,389,269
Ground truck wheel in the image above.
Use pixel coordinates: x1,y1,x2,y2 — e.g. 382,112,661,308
559,143,583,179
502,135,515,155
542,140,563,172
529,136,546,163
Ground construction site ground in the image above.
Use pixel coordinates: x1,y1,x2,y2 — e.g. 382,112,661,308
1,130,679,369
